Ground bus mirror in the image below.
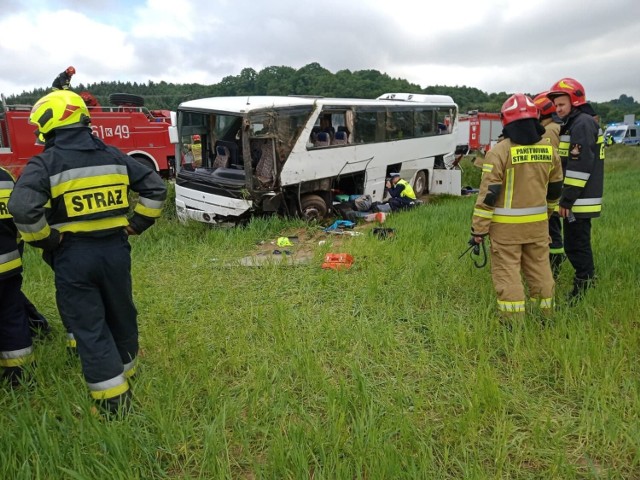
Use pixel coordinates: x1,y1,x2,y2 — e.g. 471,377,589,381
168,126,179,144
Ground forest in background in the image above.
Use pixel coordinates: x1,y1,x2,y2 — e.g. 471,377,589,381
5,63,639,125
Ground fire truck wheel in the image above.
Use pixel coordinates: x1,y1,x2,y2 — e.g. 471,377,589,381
300,194,328,221
413,171,427,196
109,93,145,107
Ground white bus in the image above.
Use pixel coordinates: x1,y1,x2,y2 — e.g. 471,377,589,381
174,92,460,224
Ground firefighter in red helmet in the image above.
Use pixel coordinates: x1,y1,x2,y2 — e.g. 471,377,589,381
470,93,563,322
547,78,604,302
52,66,76,91
534,91,564,278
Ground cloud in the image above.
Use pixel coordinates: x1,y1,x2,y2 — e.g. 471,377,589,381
0,0,638,103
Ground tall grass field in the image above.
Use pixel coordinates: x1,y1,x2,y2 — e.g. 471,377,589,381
2,146,639,479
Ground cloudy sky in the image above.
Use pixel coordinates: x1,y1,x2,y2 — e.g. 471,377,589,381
1,0,638,103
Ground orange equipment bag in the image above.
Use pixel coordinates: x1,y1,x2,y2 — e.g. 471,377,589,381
321,253,354,270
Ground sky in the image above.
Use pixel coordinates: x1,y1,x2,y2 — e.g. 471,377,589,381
1,0,639,104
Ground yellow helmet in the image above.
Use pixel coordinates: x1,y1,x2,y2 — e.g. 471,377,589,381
29,90,90,135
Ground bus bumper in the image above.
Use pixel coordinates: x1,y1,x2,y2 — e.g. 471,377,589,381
175,185,252,224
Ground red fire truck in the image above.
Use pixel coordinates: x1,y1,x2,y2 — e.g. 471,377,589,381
0,92,176,178
455,111,502,155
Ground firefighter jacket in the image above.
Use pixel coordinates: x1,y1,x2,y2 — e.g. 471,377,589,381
557,108,604,218
389,179,416,200
52,71,72,90
0,167,22,279
541,117,561,149
472,137,563,244
8,128,167,249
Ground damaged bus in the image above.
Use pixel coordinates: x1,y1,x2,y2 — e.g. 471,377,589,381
174,93,460,225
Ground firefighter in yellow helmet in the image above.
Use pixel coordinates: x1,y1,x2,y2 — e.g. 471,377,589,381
8,90,167,416
534,91,564,278
470,94,563,320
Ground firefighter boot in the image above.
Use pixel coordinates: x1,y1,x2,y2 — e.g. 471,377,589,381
549,253,565,280
96,390,133,418
567,277,594,304
1,366,28,388
25,299,52,338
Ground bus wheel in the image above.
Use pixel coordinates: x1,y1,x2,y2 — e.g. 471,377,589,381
413,171,427,196
300,194,328,221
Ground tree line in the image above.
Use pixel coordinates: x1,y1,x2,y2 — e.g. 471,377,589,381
7,63,639,125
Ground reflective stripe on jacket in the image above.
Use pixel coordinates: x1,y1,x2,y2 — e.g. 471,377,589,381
472,137,563,244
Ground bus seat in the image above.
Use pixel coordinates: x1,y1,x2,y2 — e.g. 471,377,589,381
213,145,230,168
315,131,331,147
333,130,348,145
310,126,320,144
254,139,276,185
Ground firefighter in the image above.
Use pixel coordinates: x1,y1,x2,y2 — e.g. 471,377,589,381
534,91,564,278
51,66,75,91
385,172,417,211
8,90,167,415
470,94,563,320
0,166,34,387
546,78,604,302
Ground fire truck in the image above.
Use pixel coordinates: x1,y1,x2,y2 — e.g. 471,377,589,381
455,111,502,155
0,92,176,178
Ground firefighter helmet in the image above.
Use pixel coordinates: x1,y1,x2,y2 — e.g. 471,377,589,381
533,91,556,117
29,90,90,135
547,78,587,107
66,66,76,75
500,93,538,126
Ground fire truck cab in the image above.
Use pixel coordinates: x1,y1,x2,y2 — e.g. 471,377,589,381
0,92,176,178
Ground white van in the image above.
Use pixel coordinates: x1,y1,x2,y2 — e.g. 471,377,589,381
605,123,640,146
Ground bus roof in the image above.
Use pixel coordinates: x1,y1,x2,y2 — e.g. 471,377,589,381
178,94,457,114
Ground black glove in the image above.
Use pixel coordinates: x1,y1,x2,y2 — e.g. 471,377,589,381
32,228,61,252
468,235,484,254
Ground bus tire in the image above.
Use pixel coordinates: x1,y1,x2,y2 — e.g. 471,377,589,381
413,170,427,196
109,93,145,107
300,194,328,221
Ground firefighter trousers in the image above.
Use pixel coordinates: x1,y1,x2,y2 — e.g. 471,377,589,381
548,213,563,254
0,274,33,369
490,239,555,314
563,217,594,280
52,232,137,399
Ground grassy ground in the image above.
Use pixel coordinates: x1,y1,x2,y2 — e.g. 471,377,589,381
2,146,639,479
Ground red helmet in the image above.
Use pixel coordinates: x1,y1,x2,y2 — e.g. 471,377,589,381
500,93,538,126
66,66,76,75
533,91,556,117
547,77,586,107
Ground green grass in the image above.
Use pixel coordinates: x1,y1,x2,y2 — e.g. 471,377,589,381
2,146,640,479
